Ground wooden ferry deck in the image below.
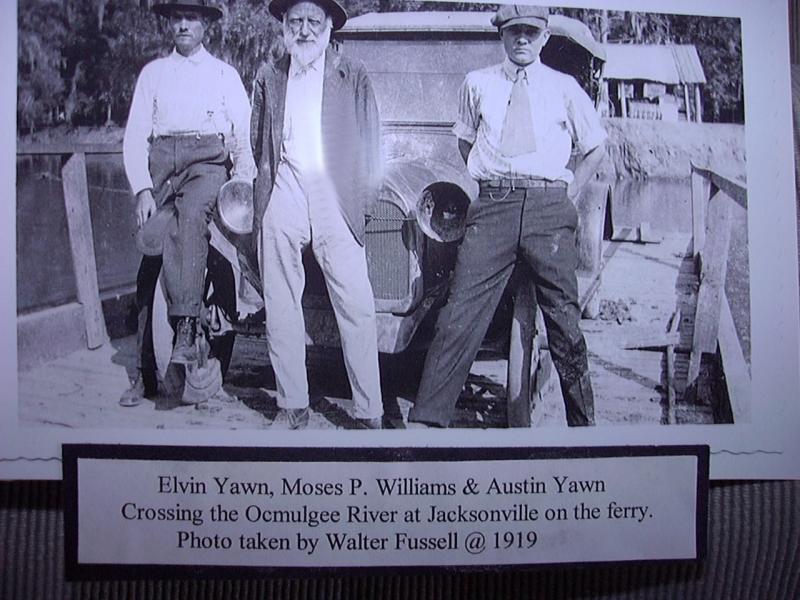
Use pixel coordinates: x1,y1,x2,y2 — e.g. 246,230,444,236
17,150,749,430
19,229,733,430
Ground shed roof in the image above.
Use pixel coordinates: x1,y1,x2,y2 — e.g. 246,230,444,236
601,44,706,84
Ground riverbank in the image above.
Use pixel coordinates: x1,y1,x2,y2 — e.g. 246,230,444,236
18,118,747,181
599,118,746,181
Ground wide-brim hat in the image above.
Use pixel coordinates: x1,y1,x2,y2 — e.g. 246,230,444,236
491,5,549,30
135,203,177,257
268,0,348,31
152,0,223,21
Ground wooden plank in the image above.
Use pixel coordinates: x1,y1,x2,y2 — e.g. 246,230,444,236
623,330,680,350
718,294,751,424
17,142,122,155
709,171,747,210
687,189,732,386
609,224,660,243
684,85,692,122
61,152,108,349
692,163,747,209
694,85,703,124
666,311,680,425
691,168,710,256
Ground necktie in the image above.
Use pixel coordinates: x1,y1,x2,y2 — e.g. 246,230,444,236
499,67,537,156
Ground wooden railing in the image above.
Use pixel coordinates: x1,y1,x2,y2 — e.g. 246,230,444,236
687,162,749,423
17,144,122,361
61,152,108,349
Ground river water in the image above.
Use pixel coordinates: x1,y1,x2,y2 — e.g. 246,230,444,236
15,155,749,363
16,153,139,314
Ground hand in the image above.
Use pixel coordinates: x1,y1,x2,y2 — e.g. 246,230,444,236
136,189,156,228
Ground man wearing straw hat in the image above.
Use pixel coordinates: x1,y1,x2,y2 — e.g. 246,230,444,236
120,0,255,406
250,0,383,429
409,5,606,428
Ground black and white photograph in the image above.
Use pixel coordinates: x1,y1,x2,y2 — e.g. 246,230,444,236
4,0,799,479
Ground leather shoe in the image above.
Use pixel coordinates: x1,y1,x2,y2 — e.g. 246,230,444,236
353,416,383,430
171,317,198,365
119,372,157,407
271,407,310,430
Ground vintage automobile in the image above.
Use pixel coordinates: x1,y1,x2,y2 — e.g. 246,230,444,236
218,11,610,418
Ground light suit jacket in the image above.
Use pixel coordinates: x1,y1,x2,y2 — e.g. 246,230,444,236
250,48,382,246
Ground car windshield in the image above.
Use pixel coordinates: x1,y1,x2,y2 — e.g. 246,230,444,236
340,37,504,123
338,12,603,123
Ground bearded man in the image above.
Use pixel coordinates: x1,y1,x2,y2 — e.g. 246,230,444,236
250,0,384,429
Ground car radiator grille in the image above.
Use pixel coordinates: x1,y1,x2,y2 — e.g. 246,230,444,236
302,199,416,312
365,199,415,305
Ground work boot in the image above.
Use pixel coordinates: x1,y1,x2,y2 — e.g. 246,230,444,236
271,407,310,430
353,416,384,430
119,371,157,408
171,317,198,365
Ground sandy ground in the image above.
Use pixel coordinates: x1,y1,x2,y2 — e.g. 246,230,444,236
19,233,718,431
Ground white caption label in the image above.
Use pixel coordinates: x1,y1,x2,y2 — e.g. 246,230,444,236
75,454,700,567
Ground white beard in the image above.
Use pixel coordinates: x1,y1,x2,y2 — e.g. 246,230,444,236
284,20,331,67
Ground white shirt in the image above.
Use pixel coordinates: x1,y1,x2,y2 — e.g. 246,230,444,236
122,46,256,195
280,51,326,177
454,58,607,182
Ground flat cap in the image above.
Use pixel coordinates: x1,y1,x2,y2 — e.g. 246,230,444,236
491,5,549,30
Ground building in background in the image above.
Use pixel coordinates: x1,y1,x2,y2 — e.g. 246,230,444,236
600,43,706,122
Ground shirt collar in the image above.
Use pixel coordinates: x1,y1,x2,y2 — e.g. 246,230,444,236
289,50,326,78
502,57,541,82
169,45,210,65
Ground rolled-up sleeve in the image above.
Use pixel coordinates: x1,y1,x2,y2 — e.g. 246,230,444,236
223,66,257,182
122,65,156,196
453,74,479,145
565,78,607,156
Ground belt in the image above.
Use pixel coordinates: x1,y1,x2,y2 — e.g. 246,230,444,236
154,132,225,142
480,178,567,191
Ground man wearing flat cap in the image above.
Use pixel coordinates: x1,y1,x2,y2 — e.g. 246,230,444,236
250,0,384,429
409,5,606,428
120,0,255,406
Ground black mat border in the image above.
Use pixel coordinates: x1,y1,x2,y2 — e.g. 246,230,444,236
63,444,709,581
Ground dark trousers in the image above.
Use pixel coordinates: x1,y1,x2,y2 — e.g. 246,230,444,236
135,246,238,388
148,135,228,317
409,185,595,427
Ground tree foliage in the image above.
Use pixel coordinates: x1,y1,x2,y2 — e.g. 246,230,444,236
555,7,743,121
16,0,744,134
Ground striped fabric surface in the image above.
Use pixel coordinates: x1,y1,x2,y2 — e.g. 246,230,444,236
1,480,799,599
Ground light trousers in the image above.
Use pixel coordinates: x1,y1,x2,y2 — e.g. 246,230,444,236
260,163,383,419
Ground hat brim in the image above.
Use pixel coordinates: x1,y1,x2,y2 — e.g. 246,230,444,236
152,3,223,21
136,203,177,256
268,0,347,30
496,16,548,30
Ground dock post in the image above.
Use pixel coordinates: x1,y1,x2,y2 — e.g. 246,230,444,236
690,164,710,259
61,152,108,349
687,187,732,404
